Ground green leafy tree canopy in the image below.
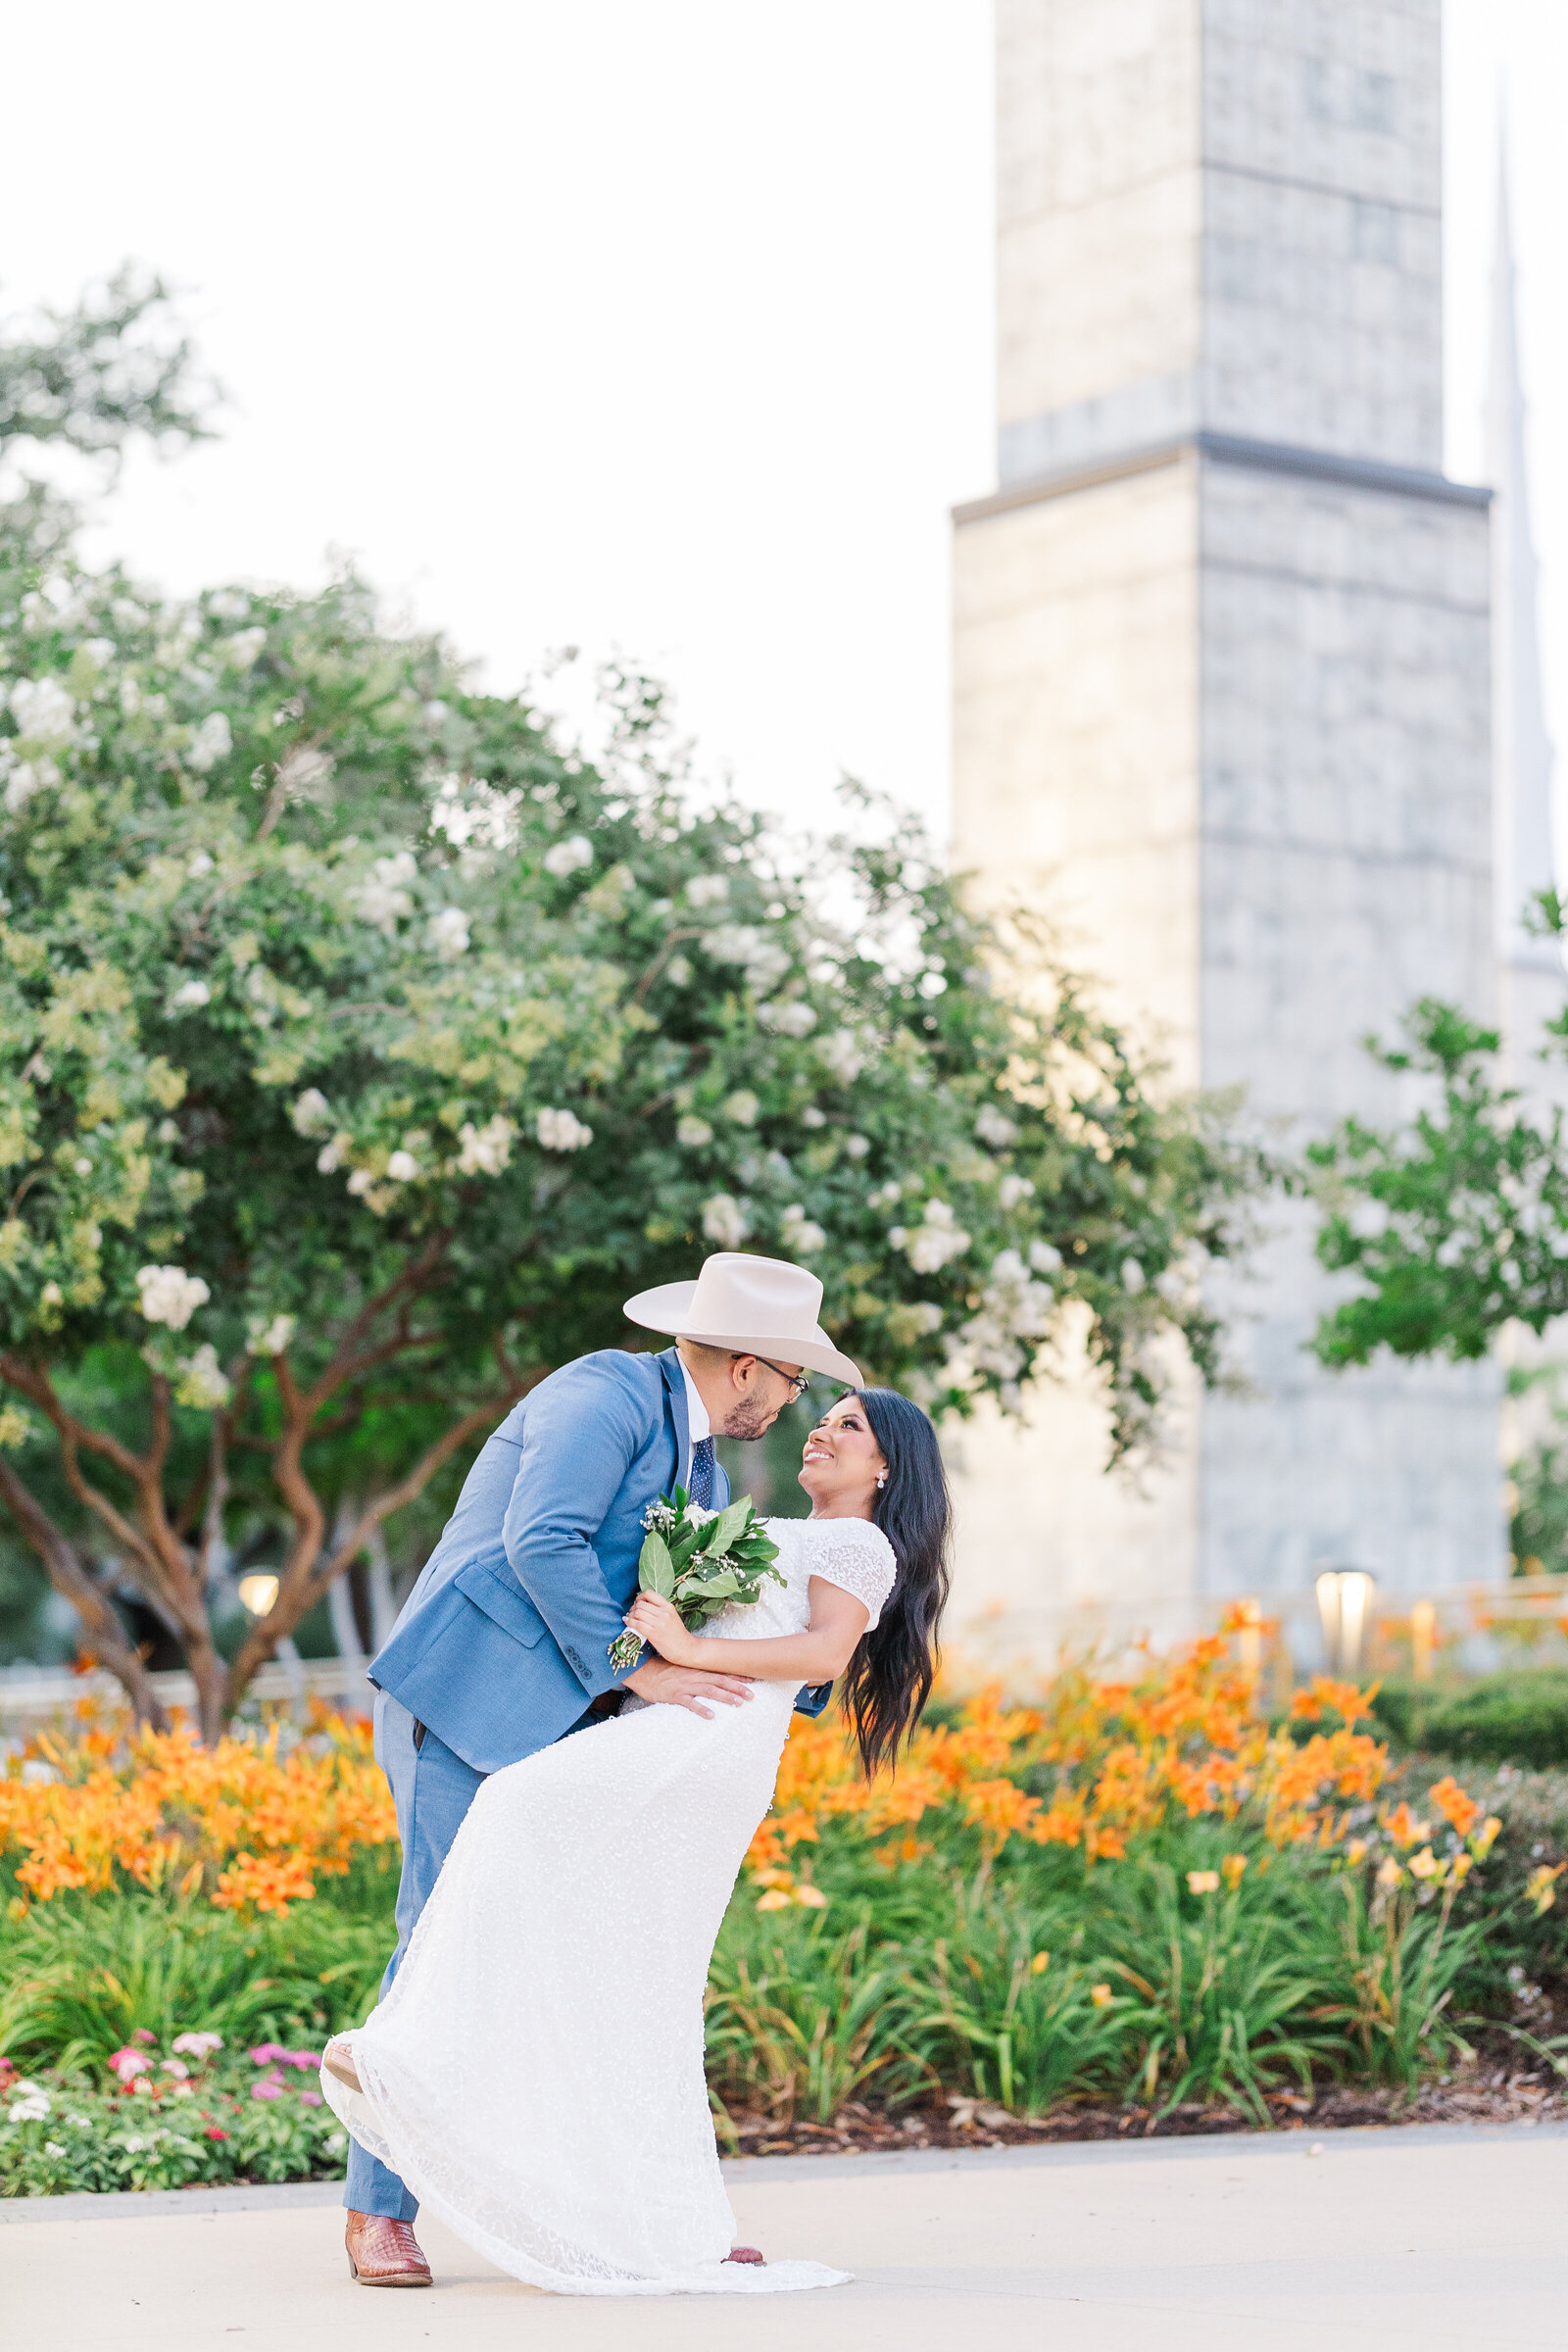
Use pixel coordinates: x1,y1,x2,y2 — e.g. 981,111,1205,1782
0,280,1266,1734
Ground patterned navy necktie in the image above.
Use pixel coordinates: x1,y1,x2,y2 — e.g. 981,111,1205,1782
688,1436,715,1510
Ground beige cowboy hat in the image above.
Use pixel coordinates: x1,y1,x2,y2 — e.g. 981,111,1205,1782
623,1252,862,1387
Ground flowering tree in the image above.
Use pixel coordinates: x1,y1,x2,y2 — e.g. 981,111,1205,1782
0,284,1266,1734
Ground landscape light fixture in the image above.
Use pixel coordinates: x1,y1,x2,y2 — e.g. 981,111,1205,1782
1314,1567,1376,1676
236,1572,280,1618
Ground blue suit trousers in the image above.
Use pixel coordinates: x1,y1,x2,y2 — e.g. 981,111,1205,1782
342,1692,487,2221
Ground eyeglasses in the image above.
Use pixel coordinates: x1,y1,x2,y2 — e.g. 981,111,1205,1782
734,1352,811,1402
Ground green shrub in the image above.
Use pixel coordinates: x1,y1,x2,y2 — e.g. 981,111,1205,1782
1374,1671,1568,1770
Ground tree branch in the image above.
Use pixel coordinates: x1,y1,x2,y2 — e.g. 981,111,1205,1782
0,1457,170,1728
227,1373,539,1704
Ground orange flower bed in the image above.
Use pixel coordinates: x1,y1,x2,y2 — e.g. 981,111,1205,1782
744,1614,1395,1898
2,1623,1398,1923
0,1698,397,1915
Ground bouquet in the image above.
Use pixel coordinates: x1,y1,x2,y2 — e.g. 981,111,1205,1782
608,1487,783,1672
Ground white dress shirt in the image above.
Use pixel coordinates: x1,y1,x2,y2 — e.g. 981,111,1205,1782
678,1354,710,1489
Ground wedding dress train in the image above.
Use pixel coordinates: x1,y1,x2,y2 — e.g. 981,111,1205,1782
320,1513,897,2295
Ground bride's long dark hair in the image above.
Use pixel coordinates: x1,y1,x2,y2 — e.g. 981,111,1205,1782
840,1388,952,1777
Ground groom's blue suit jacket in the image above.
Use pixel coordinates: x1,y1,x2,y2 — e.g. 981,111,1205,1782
370,1346,826,1776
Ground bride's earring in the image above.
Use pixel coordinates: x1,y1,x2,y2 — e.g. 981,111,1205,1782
876,1472,887,1489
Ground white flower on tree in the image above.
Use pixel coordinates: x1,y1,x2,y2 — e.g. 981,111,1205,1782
219,627,268,670
274,744,335,800
174,1344,232,1410
350,851,417,932
722,1091,760,1127
815,1029,865,1083
429,775,523,853
135,1264,211,1330
536,1106,594,1152
999,1173,1036,1208
172,978,212,1009
757,998,817,1037
456,1115,515,1176
246,1312,297,1356
346,1168,375,1198
894,1200,970,1274
844,1134,870,1159
975,1102,1018,1149
957,1248,1055,1382
386,1150,420,1182
779,1203,826,1254
676,1115,713,1148
186,712,233,773
1120,1257,1146,1295
290,1089,332,1137
0,753,56,812
702,1193,749,1248
317,1134,350,1173
685,874,728,906
706,925,791,988
885,1299,944,1347
426,906,470,960
543,834,593,876
1029,1240,1062,1274
9,676,76,746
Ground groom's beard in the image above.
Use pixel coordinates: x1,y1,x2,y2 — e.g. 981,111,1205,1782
718,1398,776,1444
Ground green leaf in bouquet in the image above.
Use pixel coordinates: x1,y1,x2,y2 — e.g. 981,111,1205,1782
638,1531,676,1597
706,1500,753,1554
668,1524,706,1568
694,1568,741,1599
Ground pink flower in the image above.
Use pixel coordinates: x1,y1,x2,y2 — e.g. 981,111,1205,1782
131,2076,154,2095
277,2049,320,2070
248,2042,285,2065
131,2029,156,2047
160,2058,190,2081
172,2032,223,2059
108,2047,146,2082
299,2089,323,2106
251,2079,284,2101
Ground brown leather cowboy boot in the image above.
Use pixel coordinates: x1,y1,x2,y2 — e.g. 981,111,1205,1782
345,2211,433,2286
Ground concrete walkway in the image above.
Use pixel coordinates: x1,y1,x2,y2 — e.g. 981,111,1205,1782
7,2124,1565,2349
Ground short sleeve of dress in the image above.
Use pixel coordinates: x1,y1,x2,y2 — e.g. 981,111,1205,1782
806,1520,898,1631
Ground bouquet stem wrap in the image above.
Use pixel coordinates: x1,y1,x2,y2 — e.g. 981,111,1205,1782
608,1487,783,1672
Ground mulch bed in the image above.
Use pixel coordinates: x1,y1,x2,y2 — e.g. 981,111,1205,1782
722,2068,1568,2158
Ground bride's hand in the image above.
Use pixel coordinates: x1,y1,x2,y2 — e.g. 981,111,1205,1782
625,1592,699,1664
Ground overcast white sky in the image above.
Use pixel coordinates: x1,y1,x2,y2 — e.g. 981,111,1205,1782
0,2,1561,853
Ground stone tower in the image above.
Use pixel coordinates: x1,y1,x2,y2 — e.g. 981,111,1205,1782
949,0,1501,1647
1489,140,1563,1079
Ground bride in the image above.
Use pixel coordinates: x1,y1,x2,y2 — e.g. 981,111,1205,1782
320,1382,951,2296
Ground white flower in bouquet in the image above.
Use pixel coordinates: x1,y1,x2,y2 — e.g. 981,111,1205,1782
610,1491,782,1672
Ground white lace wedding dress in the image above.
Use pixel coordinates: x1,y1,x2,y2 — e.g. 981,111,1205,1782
320,1513,897,2296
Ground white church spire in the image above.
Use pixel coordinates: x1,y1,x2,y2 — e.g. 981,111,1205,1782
1489,122,1560,979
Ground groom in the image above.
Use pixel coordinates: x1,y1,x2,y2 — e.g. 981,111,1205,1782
342,1251,862,2286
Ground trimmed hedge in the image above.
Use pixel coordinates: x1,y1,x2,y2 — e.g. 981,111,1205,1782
1373,1670,1568,1770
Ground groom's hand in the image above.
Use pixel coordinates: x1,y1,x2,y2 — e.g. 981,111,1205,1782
624,1657,756,1719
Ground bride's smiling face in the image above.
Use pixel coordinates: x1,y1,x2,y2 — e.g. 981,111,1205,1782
798,1395,887,1520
